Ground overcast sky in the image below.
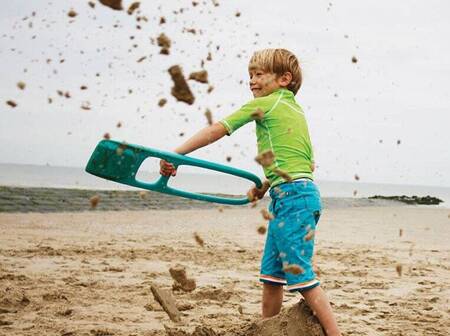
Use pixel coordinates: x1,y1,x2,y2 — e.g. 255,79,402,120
1,0,449,187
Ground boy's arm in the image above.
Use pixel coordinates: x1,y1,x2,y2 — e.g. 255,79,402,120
174,122,228,155
160,122,228,176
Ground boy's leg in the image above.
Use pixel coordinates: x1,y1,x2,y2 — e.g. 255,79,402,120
301,285,341,336
262,282,283,318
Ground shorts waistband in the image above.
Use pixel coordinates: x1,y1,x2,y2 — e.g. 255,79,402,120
269,178,318,198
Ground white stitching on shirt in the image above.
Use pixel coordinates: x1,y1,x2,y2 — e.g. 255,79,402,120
280,100,304,115
220,120,233,134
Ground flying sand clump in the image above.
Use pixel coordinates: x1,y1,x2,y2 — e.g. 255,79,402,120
204,109,213,125
89,195,100,209
189,70,209,83
127,2,140,15
169,264,197,292
168,65,195,105
98,0,123,11
157,33,171,55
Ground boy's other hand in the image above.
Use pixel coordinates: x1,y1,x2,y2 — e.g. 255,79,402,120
247,180,271,201
159,159,177,177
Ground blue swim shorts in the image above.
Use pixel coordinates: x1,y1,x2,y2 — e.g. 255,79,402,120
259,179,322,292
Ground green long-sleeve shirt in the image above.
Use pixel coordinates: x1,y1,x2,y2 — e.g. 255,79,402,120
220,88,315,187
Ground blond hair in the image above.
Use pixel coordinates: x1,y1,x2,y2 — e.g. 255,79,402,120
249,48,302,95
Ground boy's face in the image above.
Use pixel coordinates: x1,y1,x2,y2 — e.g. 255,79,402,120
249,68,281,98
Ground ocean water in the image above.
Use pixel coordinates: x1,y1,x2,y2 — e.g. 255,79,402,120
1,163,449,208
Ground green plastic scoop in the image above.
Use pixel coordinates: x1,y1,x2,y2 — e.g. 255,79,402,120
85,139,262,205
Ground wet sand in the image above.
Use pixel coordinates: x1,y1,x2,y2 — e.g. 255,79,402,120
0,206,449,335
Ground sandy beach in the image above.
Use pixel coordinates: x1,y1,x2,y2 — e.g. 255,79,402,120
0,205,449,335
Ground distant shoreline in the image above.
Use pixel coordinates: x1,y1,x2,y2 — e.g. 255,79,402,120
0,185,422,213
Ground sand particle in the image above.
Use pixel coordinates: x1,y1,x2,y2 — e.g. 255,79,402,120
304,229,315,241
274,168,293,182
257,225,267,235
6,100,17,108
139,191,148,199
204,109,213,125
395,264,402,277
351,56,358,63
255,150,275,167
89,195,100,209
158,98,167,107
81,102,91,110
127,2,140,15
184,28,197,34
137,56,146,63
67,9,78,18
261,208,274,220
17,81,26,90
193,232,204,247
283,264,304,275
251,108,264,120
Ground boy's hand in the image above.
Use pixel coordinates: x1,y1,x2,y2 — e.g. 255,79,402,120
247,180,271,202
159,159,177,177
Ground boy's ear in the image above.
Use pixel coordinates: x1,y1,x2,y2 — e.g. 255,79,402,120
278,72,293,87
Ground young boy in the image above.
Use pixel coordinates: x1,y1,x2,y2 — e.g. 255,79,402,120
160,49,341,335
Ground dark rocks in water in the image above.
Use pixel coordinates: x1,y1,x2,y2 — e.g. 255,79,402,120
369,195,443,205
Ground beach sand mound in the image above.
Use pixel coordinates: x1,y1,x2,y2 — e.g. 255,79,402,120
235,301,324,336
165,301,324,336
